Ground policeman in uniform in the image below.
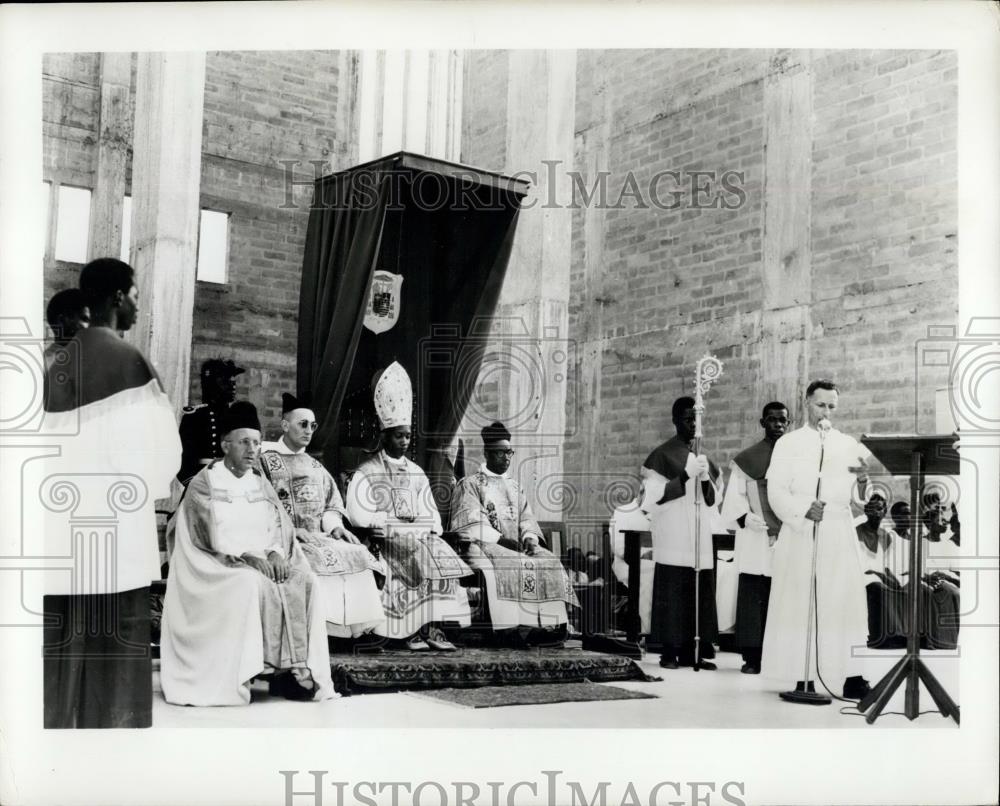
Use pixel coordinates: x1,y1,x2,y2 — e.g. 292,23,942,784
176,359,244,485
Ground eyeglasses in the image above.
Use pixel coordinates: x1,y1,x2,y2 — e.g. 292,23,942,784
488,449,515,458
295,421,319,430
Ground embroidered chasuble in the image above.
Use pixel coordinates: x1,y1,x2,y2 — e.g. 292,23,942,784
451,467,578,612
346,451,472,638
261,445,381,577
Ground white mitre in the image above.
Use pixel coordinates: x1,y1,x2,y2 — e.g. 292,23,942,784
373,361,412,429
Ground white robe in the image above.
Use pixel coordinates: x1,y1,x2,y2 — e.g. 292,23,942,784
160,463,335,705
42,377,181,595
761,425,871,686
640,468,720,570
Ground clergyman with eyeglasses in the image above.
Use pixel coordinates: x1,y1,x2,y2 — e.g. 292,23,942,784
450,420,578,646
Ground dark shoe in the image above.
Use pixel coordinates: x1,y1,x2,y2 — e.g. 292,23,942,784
659,655,680,669
694,660,717,671
525,625,568,648
268,672,317,701
843,676,872,700
740,663,760,674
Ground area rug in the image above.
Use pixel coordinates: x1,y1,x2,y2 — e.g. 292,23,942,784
407,681,657,708
330,646,660,696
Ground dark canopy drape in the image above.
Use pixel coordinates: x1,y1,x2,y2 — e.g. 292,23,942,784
297,169,390,450
297,153,528,513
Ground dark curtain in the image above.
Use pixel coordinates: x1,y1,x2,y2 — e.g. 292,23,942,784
298,172,391,451
297,161,523,524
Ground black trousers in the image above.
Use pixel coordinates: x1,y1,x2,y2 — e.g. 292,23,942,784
651,564,718,662
735,573,771,665
43,588,152,729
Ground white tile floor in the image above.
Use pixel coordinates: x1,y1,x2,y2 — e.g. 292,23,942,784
151,647,959,729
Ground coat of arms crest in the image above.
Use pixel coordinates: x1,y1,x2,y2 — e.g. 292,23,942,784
363,270,404,335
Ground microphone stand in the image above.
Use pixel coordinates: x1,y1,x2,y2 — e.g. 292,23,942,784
780,419,832,705
691,356,723,671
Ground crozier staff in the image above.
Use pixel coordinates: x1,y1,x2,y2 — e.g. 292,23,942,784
641,395,722,670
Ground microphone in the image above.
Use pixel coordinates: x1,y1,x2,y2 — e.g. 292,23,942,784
818,418,832,442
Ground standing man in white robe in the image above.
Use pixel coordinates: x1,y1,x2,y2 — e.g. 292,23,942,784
345,362,472,651
761,380,873,700
43,258,180,728
261,393,386,647
720,401,788,674
641,396,722,670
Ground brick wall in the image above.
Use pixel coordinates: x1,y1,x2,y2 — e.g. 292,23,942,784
41,50,345,438
42,48,958,512
808,50,957,436
564,48,957,517
196,50,343,436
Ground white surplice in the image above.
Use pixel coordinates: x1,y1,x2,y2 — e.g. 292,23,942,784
721,463,775,578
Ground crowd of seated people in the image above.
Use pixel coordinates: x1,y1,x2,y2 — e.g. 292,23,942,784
856,493,960,651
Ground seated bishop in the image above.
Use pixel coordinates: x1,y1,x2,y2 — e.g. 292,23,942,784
160,402,335,705
450,421,578,644
260,392,386,643
344,362,472,651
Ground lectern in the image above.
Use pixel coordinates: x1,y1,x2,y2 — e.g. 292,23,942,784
857,434,960,725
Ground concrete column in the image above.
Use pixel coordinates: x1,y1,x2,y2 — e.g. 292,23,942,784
498,50,576,521
128,52,205,416
757,50,814,425
335,51,361,171
88,53,132,261
575,67,612,513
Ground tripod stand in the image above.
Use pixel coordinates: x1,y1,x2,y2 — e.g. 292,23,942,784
857,434,960,725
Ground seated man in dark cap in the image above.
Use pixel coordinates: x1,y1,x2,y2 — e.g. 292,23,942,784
160,401,334,705
176,358,244,485
261,392,386,648
450,420,578,645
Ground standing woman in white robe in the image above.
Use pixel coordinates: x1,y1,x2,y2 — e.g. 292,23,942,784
761,381,873,700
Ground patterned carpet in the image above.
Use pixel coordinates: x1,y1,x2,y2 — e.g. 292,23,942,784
330,646,660,696
406,681,657,708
